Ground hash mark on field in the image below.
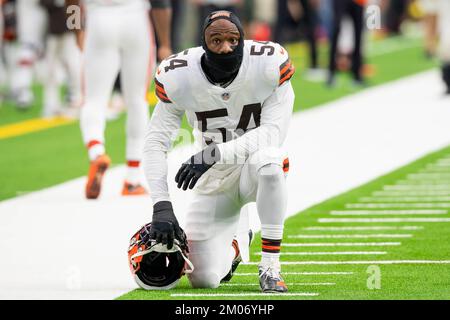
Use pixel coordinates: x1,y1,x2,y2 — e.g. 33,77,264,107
318,218,450,223
346,203,450,209
170,293,320,297
406,173,450,179
255,251,387,256
283,242,401,247
372,191,450,196
384,185,450,190
288,234,412,239
303,226,422,231
221,283,336,287
359,196,450,202
234,272,354,276
244,260,450,265
330,210,447,215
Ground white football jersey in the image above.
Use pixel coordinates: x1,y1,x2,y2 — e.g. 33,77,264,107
146,40,295,197
154,40,294,151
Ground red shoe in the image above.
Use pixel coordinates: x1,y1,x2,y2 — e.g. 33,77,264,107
85,154,111,199
122,182,148,196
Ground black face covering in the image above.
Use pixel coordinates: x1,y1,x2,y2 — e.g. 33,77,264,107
201,11,245,85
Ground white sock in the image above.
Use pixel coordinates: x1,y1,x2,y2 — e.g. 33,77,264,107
88,144,105,161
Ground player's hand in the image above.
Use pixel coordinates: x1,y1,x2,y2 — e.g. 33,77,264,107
175,144,220,191
158,46,173,61
149,201,181,249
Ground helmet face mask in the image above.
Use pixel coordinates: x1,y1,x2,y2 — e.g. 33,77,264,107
128,223,193,291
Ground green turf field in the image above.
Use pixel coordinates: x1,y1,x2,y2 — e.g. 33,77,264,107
0,35,438,201
119,145,450,300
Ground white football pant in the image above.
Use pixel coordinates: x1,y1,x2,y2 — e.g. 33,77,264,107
80,5,156,161
186,147,288,288
43,33,82,117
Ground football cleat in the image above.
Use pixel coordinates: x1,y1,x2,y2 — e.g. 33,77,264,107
122,182,148,196
258,261,288,293
85,154,111,199
221,230,253,283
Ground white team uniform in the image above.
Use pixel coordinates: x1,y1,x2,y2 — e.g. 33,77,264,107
144,40,295,287
80,0,156,162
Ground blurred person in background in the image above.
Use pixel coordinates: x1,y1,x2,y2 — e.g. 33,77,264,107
191,0,243,45
9,0,47,109
328,0,366,87
170,0,187,52
39,0,82,118
286,0,326,81
68,0,173,200
419,0,438,58
438,0,450,94
384,0,408,35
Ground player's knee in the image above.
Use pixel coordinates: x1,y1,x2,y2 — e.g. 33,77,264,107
188,271,221,289
257,163,284,187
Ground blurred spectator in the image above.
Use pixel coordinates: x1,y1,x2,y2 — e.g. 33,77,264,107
286,0,320,71
385,0,408,35
40,0,82,118
171,0,187,52
437,0,450,94
420,0,438,58
328,0,366,87
190,0,243,45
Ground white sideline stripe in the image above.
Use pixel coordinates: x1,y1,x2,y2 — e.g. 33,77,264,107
346,203,450,209
303,226,421,231
319,218,450,223
244,261,450,266
372,191,450,196
288,234,412,239
284,242,401,247
255,251,387,256
384,185,450,190
330,210,446,215
234,272,354,276
221,283,336,287
170,293,320,297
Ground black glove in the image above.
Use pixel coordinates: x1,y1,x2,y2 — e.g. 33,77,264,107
175,144,221,191
149,201,181,249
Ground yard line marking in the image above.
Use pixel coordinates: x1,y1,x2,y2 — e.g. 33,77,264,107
330,210,447,215
284,242,401,247
359,197,450,202
0,117,75,140
244,260,450,266
372,191,450,196
171,293,320,297
303,226,422,231
288,234,412,239
346,203,450,209
406,173,450,179
234,272,354,276
221,283,336,287
255,251,387,256
319,218,450,223
384,185,450,190
395,180,450,185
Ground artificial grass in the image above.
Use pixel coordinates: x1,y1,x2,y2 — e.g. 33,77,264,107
118,145,450,300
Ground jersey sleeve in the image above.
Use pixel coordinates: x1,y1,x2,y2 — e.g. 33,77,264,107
275,44,295,87
143,100,185,204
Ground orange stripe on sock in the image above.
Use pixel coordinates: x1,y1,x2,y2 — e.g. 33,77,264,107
262,245,281,251
127,160,140,168
87,140,102,149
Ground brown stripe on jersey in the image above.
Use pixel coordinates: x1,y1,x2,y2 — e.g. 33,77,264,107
154,78,172,103
283,158,290,173
279,64,295,86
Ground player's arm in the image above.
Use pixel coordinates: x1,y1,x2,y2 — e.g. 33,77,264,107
175,82,295,190
218,81,295,164
143,99,185,248
149,0,172,61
